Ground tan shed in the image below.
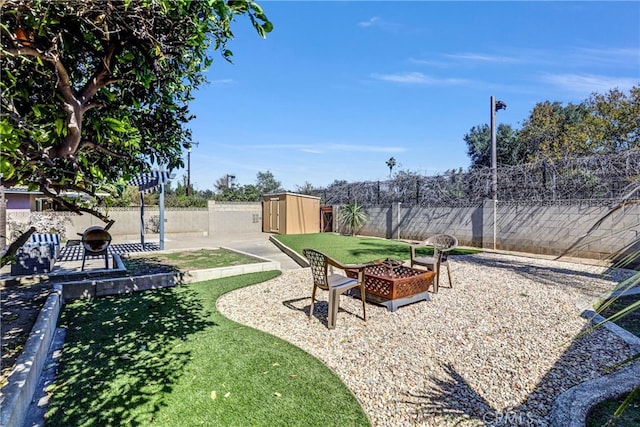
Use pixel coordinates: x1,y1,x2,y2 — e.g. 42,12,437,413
263,193,320,234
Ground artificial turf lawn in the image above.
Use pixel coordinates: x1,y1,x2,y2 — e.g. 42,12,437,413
587,390,640,427
123,248,263,272
273,232,479,264
46,271,369,426
597,293,640,337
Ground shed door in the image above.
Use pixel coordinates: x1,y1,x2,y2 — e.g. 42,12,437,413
269,198,280,232
321,207,333,232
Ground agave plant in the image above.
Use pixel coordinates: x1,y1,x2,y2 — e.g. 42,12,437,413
338,202,368,236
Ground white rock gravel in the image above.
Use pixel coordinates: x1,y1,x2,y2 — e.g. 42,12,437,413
216,252,635,426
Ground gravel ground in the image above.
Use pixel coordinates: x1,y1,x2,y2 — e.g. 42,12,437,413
217,252,636,427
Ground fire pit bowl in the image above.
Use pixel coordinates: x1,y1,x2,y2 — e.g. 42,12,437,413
81,226,112,270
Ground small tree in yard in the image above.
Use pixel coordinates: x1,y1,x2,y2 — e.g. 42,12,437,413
338,202,368,236
0,0,272,222
0,0,271,260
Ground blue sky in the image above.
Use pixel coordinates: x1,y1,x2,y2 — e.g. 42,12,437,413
183,1,639,192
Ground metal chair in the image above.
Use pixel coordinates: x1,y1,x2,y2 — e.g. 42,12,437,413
410,234,458,293
303,248,374,329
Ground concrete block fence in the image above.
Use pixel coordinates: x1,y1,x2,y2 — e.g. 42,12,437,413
340,199,640,261
7,199,639,261
7,201,263,242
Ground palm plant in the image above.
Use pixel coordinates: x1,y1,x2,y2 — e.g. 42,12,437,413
338,202,368,236
386,157,396,178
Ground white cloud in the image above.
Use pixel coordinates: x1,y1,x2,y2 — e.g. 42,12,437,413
539,73,638,94
358,17,381,27
209,79,234,85
357,16,408,33
445,52,522,64
570,47,640,68
327,144,406,153
372,72,470,85
408,57,451,68
242,143,406,154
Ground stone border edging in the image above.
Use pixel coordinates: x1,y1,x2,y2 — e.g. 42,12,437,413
0,291,62,427
268,236,309,267
549,359,640,426
549,309,640,426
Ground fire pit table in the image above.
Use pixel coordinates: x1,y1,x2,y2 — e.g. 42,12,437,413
346,259,435,312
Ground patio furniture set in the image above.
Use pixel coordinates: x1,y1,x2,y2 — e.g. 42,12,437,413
304,234,458,329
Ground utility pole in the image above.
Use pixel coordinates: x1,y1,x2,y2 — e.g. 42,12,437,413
186,141,199,196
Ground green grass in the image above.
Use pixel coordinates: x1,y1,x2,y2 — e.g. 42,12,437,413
596,294,640,337
46,272,369,426
123,248,263,272
587,391,640,427
274,232,479,264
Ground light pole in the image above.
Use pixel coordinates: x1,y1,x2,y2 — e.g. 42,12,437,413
490,96,507,250
186,141,199,196
225,174,236,189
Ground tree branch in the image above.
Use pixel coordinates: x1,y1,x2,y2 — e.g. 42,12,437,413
78,139,129,159
39,185,111,222
79,40,120,105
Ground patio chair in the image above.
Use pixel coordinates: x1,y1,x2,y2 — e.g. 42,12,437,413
303,248,374,329
410,234,458,293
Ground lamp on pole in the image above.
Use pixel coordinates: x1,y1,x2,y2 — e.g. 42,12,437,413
490,96,507,250
225,174,236,189
186,141,199,196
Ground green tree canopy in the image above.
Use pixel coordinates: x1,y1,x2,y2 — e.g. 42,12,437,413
465,86,639,168
0,0,271,221
214,174,237,193
211,170,283,201
295,181,315,195
464,123,522,168
518,101,592,161
584,86,640,153
256,170,283,195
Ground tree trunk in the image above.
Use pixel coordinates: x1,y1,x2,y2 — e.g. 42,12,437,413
0,226,36,268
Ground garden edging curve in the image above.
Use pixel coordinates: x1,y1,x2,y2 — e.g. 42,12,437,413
549,307,640,426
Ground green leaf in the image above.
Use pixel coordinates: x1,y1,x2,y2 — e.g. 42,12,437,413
249,2,263,15
0,158,15,179
262,21,273,33
1,137,20,151
230,1,248,13
32,105,42,119
103,117,127,133
252,20,266,38
54,118,64,136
